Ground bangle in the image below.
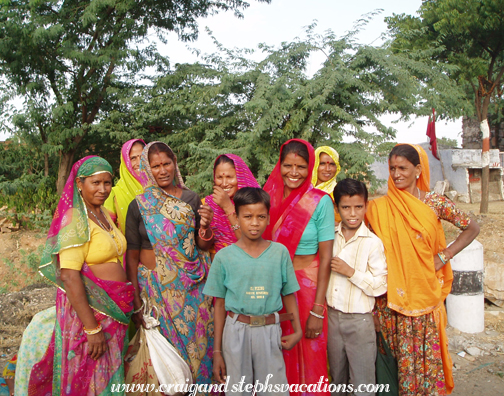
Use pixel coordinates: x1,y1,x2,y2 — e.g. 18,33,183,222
444,248,454,260
84,323,102,335
230,224,240,231
225,211,236,217
133,303,144,314
214,350,222,354
309,310,324,320
313,303,326,313
199,228,213,241
437,252,446,265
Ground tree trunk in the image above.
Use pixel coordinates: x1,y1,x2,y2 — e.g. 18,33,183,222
480,119,490,214
44,152,49,177
56,150,76,195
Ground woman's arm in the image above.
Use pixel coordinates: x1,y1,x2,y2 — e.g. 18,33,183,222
434,220,480,271
60,268,107,360
125,249,146,328
304,239,333,338
196,204,214,250
213,297,227,384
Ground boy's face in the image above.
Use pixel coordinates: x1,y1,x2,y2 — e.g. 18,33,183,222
236,202,270,242
336,194,367,231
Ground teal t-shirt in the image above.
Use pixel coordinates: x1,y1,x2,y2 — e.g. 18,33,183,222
203,242,300,316
295,194,335,255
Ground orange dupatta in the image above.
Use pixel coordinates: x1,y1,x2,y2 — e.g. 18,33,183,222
366,144,454,393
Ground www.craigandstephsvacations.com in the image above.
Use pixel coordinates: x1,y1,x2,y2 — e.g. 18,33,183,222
112,375,390,394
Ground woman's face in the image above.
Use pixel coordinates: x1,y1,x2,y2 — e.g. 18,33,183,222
129,142,144,172
389,155,421,191
281,152,309,193
317,152,337,184
77,173,113,207
149,152,176,190
214,162,238,199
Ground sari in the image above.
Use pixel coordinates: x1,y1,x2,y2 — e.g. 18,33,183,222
133,142,214,385
264,139,330,395
312,146,341,222
366,144,454,395
204,154,260,252
28,156,134,396
104,138,146,234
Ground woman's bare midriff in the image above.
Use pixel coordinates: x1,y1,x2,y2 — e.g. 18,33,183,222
292,254,317,271
89,261,128,282
139,249,157,270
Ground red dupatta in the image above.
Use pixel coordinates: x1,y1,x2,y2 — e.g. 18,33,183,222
263,139,327,259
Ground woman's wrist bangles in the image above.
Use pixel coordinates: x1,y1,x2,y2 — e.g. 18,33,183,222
312,303,326,314
437,252,448,266
309,310,325,320
444,248,454,260
84,323,103,335
231,224,240,231
199,227,214,241
133,302,144,314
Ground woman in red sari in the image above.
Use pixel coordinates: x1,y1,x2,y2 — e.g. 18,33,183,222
264,139,334,395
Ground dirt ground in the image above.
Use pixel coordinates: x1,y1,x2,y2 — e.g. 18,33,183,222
0,200,503,395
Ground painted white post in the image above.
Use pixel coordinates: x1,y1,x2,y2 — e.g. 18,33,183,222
446,239,484,333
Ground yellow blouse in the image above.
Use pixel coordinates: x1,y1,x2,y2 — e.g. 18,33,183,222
59,212,126,270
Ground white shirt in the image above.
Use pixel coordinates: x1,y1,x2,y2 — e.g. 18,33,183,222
326,222,387,314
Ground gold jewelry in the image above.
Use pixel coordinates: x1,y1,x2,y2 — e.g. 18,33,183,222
84,323,102,335
86,206,124,256
438,251,449,264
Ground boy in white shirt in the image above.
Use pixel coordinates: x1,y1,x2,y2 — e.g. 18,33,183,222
326,178,387,395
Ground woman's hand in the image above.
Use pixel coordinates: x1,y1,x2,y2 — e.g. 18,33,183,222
87,331,108,360
212,186,234,213
198,204,214,230
305,314,323,339
131,311,146,329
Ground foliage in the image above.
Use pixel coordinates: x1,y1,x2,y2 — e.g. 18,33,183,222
0,0,269,193
108,21,464,195
437,137,458,148
1,244,47,293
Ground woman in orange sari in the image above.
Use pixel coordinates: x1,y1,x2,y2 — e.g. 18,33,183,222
264,139,334,395
366,144,479,395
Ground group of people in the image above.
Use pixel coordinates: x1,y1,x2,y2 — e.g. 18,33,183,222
11,137,479,396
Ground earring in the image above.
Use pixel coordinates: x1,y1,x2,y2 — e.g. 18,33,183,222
416,175,419,179
79,188,82,192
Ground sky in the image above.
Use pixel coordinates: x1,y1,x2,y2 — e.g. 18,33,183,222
0,0,463,145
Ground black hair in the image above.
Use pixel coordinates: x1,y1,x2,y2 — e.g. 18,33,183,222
131,141,146,149
333,178,368,206
280,140,310,165
148,142,175,163
234,187,271,215
389,144,420,166
214,154,235,170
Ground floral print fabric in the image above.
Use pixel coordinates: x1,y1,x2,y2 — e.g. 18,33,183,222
136,185,214,386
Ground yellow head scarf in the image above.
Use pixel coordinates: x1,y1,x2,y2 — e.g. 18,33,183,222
311,146,341,198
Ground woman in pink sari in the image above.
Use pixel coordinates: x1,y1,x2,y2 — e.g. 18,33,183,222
28,156,134,396
204,154,260,255
264,139,335,395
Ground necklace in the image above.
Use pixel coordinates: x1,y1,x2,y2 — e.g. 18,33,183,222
417,187,421,200
88,207,113,233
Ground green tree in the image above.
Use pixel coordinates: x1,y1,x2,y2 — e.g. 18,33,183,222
386,0,504,213
105,21,463,194
0,0,269,194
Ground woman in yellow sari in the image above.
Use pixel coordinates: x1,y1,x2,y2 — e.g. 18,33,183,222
366,144,479,395
311,146,341,222
104,139,145,234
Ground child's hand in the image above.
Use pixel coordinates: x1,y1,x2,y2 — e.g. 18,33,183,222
330,256,355,278
281,331,302,350
213,352,227,384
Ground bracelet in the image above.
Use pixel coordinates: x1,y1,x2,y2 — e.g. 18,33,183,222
84,323,103,335
214,350,222,354
133,303,144,314
225,211,236,217
444,248,454,260
199,227,214,241
309,310,325,320
437,252,446,265
230,224,240,231
313,303,326,313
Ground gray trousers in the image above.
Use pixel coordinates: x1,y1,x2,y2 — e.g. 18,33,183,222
327,307,376,396
222,313,289,396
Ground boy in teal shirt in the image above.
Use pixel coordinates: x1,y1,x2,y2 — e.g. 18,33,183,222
204,187,302,396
